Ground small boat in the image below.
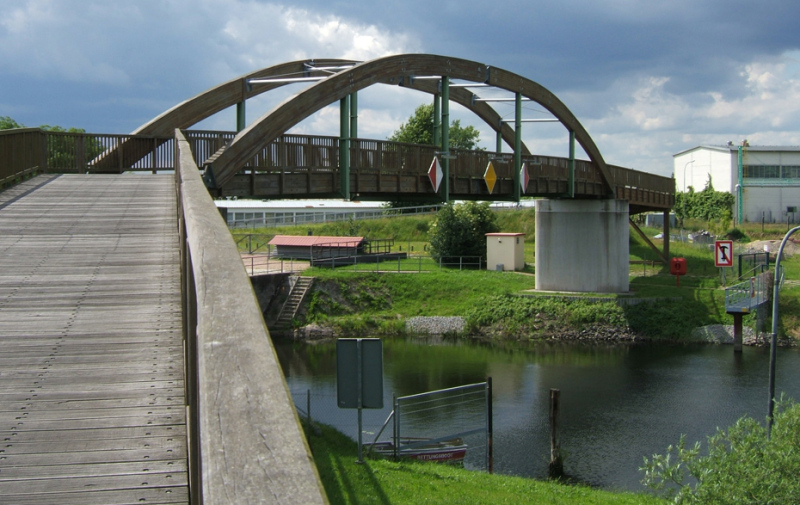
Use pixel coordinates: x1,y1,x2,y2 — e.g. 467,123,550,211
367,437,467,464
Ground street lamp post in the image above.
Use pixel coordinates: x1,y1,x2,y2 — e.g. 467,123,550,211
767,225,800,438
681,160,695,234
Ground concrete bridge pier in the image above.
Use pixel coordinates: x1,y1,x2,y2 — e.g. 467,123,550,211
535,199,630,293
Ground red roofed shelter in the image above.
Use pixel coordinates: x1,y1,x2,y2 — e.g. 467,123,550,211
268,235,365,260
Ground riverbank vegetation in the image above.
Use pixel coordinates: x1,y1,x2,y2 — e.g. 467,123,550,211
642,398,800,503
236,207,800,342
306,420,665,505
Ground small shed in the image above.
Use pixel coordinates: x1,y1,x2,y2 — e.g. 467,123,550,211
485,233,526,271
268,235,365,260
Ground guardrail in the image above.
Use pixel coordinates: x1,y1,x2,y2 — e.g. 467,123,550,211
175,129,326,504
725,271,773,314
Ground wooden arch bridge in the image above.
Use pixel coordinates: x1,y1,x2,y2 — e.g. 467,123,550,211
0,54,675,503
119,54,673,214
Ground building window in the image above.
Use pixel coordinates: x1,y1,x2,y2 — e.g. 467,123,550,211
743,165,780,178
782,165,800,178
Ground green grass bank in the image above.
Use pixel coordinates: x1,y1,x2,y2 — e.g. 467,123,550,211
236,210,800,342
306,421,665,505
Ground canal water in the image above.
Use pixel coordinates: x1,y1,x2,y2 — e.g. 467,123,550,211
274,338,800,492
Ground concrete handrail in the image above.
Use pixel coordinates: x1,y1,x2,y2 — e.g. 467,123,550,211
175,129,327,504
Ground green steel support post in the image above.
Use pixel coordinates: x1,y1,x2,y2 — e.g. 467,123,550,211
496,128,502,154
350,92,358,139
442,76,450,203
433,93,441,148
514,92,522,202
568,130,576,198
340,95,351,199
737,146,744,224
236,101,246,132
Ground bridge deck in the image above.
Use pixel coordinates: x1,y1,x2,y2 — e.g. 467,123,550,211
0,175,188,504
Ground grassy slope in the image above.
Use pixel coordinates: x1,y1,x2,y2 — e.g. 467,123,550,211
237,210,800,340
307,422,665,505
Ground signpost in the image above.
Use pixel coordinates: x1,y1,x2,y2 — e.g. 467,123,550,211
715,240,733,287
337,338,384,462
715,240,733,267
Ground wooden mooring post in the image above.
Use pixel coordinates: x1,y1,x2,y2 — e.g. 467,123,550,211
549,388,564,478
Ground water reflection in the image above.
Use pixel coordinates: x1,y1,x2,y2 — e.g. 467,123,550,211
275,338,800,492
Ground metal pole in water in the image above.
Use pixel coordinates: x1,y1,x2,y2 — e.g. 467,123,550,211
767,225,800,438
357,339,364,463
487,377,493,474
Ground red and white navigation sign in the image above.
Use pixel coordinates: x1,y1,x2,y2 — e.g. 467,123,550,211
428,156,443,192
715,240,733,267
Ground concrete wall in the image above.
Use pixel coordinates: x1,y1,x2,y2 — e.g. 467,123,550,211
535,199,629,293
486,233,525,271
742,186,800,223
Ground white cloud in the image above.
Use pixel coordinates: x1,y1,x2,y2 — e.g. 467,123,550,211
219,3,419,71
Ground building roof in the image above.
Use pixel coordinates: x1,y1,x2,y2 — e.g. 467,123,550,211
268,235,364,247
674,144,800,157
214,199,384,210
485,232,526,236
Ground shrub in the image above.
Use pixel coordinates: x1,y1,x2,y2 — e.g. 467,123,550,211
641,398,800,504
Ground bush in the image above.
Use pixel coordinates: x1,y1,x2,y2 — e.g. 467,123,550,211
641,398,800,504
725,227,748,241
428,202,499,262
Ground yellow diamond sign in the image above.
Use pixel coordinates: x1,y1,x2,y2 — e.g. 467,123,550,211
484,161,497,193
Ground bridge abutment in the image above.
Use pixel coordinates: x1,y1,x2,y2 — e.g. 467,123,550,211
535,199,629,293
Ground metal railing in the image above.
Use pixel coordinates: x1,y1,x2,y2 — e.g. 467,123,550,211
725,271,772,314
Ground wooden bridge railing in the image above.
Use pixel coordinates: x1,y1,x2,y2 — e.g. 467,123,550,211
0,128,45,187
175,129,327,504
1,128,674,209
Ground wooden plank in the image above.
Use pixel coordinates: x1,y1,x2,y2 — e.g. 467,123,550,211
0,487,188,505
0,458,187,481
0,175,188,503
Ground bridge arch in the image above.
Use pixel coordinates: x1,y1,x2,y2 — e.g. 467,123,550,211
204,54,613,193
133,57,528,158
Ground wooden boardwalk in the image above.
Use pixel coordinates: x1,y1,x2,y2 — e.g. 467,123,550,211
0,175,188,504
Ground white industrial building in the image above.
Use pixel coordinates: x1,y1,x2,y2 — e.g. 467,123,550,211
214,199,386,228
673,144,800,224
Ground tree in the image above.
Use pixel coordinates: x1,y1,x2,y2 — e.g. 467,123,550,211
388,103,482,150
675,175,734,226
641,399,800,504
428,201,499,262
0,116,24,130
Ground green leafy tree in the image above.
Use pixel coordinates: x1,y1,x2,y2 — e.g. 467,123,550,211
641,398,800,504
428,201,499,262
388,103,482,150
0,116,24,129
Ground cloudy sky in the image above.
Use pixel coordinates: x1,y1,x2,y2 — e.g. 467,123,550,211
3,0,800,177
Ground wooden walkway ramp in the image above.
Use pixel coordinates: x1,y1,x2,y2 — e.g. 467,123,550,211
0,175,188,504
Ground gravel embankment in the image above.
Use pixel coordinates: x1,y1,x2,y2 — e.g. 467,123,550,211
405,316,466,335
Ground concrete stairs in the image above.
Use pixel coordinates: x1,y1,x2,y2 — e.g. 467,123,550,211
273,276,314,331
